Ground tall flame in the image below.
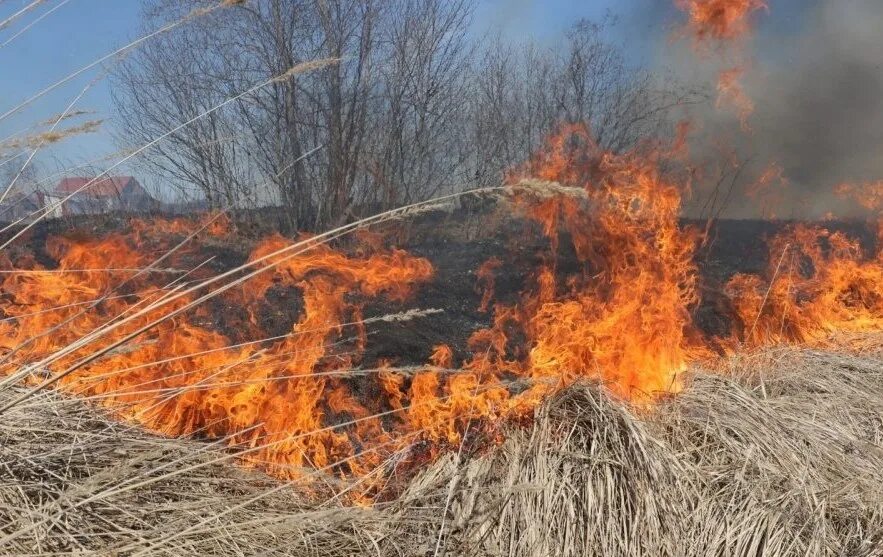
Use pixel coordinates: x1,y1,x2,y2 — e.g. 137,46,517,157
497,124,704,401
3,126,883,500
726,223,883,345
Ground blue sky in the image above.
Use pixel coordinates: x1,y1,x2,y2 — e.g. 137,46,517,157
0,0,809,175
0,1,141,165
0,1,677,167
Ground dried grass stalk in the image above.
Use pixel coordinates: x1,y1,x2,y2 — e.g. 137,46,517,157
1,342,882,555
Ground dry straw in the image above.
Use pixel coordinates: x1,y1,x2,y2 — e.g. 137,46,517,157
1,342,881,555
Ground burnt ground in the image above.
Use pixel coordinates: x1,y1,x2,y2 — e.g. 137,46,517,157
0,209,878,369
360,211,879,366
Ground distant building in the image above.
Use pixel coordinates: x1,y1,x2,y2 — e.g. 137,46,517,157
0,191,46,223
47,176,157,216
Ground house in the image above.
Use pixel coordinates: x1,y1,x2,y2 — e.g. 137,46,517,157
48,176,157,216
0,190,46,223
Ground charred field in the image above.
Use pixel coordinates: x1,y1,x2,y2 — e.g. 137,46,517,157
7,209,878,367
5,0,883,554
1,207,883,555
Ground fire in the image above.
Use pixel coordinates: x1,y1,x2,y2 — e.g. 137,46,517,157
676,0,767,44
3,127,883,501
492,124,705,402
746,161,789,218
835,181,883,212
675,0,766,129
716,66,754,129
726,223,883,346
475,257,502,312
0,218,435,486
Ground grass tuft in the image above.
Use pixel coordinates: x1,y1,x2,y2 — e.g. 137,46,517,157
2,341,882,555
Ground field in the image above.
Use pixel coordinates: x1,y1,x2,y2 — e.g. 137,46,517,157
1,212,882,555
2,340,882,555
4,0,883,555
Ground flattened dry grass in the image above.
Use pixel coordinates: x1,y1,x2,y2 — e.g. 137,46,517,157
2,340,883,555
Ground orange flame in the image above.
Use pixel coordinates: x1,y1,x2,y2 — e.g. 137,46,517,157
726,223,883,345
496,124,705,402
476,257,502,313
4,126,883,501
676,0,767,44
834,181,883,212
0,219,434,488
716,66,754,129
676,0,767,130
745,161,789,218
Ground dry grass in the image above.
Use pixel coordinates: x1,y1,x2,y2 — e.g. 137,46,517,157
426,343,883,556
2,340,883,555
0,120,103,152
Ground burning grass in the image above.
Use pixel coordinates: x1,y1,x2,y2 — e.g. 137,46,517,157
2,126,883,554
3,2,881,553
3,126,883,504
1,340,882,555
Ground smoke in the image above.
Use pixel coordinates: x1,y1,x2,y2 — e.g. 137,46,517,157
648,0,883,218
747,0,883,217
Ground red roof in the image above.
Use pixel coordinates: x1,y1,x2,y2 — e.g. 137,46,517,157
56,176,137,198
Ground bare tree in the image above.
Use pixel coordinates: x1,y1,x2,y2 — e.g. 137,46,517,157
113,4,688,230
364,0,475,209
113,0,476,230
467,18,690,187
112,6,255,210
